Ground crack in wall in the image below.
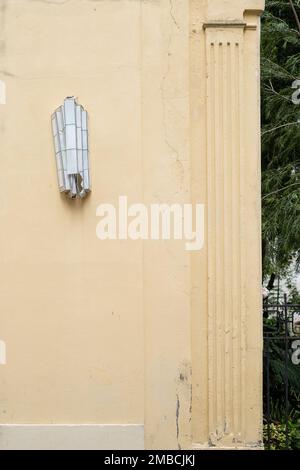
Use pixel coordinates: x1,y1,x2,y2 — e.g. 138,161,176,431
169,0,180,30
160,0,184,189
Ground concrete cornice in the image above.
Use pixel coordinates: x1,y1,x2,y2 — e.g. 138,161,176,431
205,0,265,24
203,21,258,31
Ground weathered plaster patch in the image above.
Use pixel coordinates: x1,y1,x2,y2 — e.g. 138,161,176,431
175,360,192,449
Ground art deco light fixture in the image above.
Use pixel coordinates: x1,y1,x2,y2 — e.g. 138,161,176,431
51,97,91,199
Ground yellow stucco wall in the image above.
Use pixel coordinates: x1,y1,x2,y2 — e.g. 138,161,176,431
0,0,264,450
0,0,146,426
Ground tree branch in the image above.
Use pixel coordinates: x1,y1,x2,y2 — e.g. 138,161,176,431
262,121,300,135
289,0,300,34
262,182,300,199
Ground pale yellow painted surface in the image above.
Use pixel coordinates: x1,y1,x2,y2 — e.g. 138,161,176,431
0,0,144,426
0,0,264,449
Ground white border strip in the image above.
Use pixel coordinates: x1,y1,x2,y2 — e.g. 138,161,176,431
0,340,6,364
0,80,6,104
0,424,144,450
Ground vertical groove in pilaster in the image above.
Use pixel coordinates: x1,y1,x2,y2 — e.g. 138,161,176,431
207,39,217,438
232,41,242,439
216,41,225,438
205,28,245,445
224,41,232,435
238,37,247,441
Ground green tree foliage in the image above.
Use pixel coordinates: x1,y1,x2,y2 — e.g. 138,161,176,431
261,3,300,451
261,0,300,276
